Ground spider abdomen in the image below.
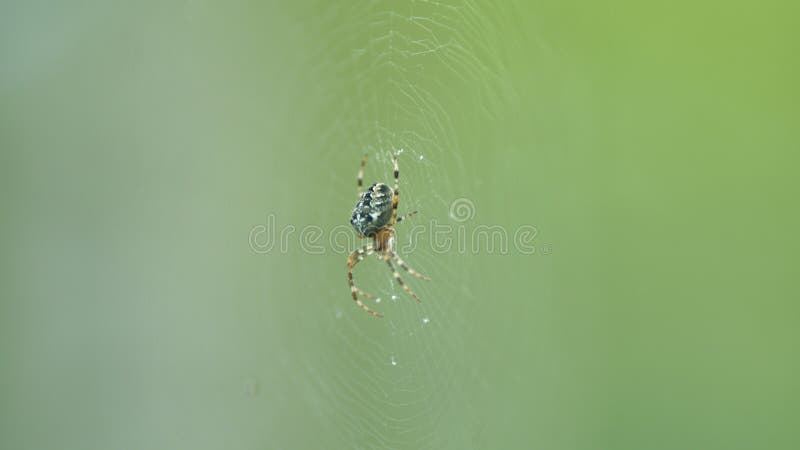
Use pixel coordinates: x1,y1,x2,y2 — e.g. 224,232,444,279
350,183,393,237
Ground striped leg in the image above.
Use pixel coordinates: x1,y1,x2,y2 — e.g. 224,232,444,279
390,251,430,281
347,244,383,317
347,244,377,296
355,287,377,301
396,210,418,223
352,246,378,300
390,152,400,224
356,154,368,196
385,257,421,302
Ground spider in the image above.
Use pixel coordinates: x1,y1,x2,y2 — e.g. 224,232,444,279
347,152,430,317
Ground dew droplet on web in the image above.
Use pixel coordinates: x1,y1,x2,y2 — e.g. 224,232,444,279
422,317,430,324
376,297,382,303
391,294,398,301
390,356,397,366
419,154,424,160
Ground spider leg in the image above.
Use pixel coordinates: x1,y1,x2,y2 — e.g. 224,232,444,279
347,244,383,317
389,152,400,224
356,153,368,197
385,256,421,302
352,246,379,300
396,210,418,223
390,251,431,281
354,288,377,301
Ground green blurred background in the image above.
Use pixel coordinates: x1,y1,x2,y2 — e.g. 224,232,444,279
1,1,798,449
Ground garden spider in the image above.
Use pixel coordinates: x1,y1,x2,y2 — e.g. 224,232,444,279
347,152,430,317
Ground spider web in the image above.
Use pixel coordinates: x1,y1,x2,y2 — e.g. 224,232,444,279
293,1,513,448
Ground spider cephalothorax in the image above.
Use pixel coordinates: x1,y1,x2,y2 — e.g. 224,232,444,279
346,153,430,317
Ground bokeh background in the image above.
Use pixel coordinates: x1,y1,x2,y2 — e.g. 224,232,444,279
1,1,798,449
